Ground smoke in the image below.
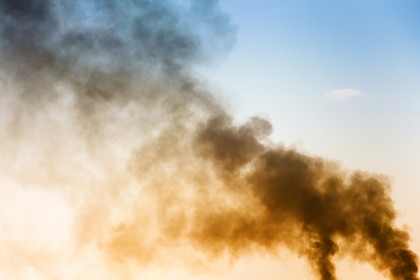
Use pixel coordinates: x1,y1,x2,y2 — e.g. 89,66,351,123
0,1,418,280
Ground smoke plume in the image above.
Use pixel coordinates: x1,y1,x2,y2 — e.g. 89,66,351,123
0,1,417,279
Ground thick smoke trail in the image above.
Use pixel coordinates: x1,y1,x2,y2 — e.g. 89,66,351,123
192,116,418,280
0,1,418,280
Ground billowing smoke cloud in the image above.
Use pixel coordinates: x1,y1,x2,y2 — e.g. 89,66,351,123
0,1,418,280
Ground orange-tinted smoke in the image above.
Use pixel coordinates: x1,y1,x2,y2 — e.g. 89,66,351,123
0,1,418,280
190,115,418,280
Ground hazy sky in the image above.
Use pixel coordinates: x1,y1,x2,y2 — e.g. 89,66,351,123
200,1,420,278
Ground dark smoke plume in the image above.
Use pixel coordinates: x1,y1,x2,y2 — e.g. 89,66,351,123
0,1,418,280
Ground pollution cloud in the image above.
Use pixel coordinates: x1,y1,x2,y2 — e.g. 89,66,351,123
0,1,418,280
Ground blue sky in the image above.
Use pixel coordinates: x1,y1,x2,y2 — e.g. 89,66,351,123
218,0,420,83
206,0,420,168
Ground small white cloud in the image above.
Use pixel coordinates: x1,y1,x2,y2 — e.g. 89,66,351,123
325,88,363,101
